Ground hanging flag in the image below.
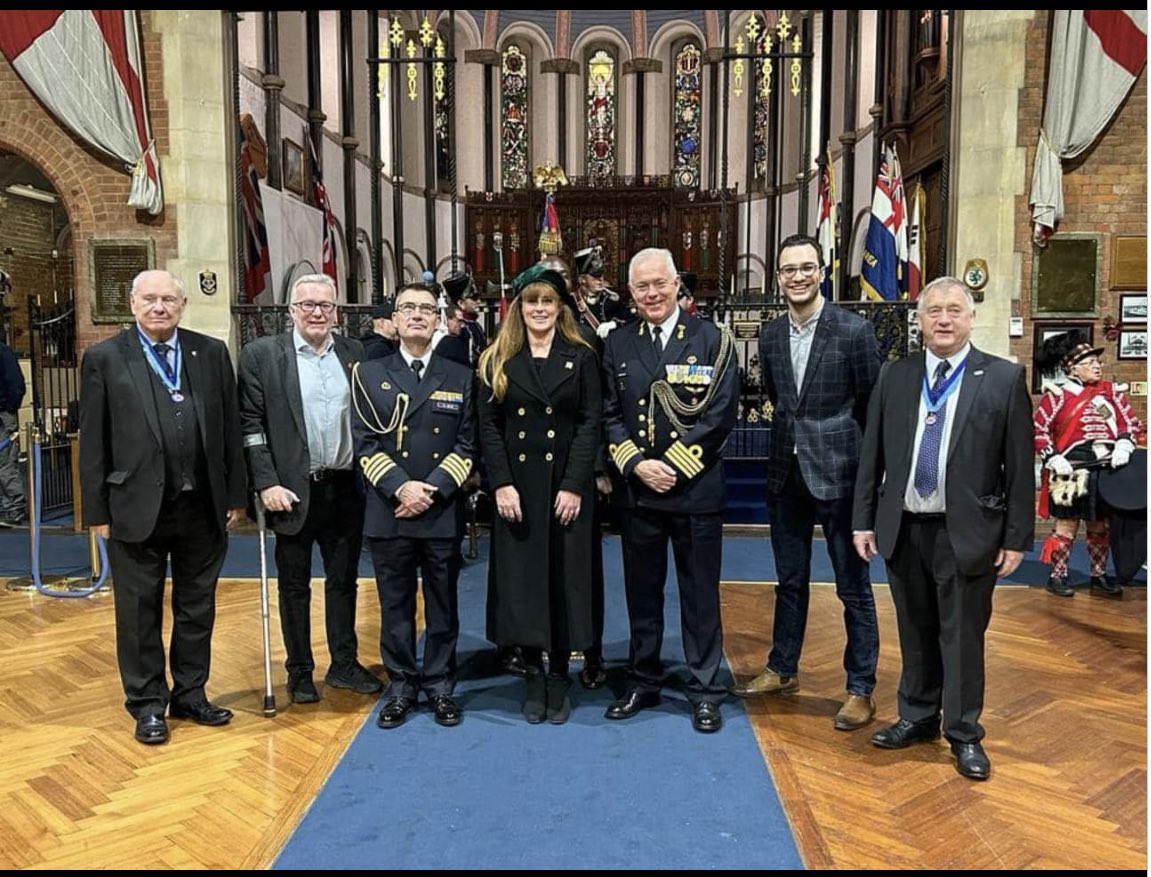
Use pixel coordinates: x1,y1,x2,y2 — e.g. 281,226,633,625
815,149,839,299
238,115,270,303
891,144,909,297
538,191,562,255
1029,10,1147,245
906,183,926,301
0,11,163,214
309,135,338,282
860,143,905,302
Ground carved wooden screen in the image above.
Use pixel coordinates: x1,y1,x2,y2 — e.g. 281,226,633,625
465,177,736,300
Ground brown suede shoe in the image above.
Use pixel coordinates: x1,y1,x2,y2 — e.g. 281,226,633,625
732,670,799,698
834,694,876,731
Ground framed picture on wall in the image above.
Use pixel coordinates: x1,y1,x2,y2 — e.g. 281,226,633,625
1119,293,1147,325
1031,322,1094,393
283,139,306,195
1118,330,1148,361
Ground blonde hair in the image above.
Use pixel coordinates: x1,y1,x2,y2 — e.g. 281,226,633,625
478,282,591,402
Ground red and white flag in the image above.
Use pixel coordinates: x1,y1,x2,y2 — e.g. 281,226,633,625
0,10,163,214
239,115,270,303
309,135,338,283
906,183,925,301
1030,10,1147,244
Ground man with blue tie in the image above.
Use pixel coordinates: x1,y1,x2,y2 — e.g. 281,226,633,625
852,277,1034,781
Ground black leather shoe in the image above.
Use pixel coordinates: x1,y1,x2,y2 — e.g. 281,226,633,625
288,674,321,704
579,662,607,690
169,701,233,726
134,714,169,745
325,662,384,694
692,701,723,733
1090,575,1123,597
950,740,991,780
871,718,941,749
377,695,414,729
431,693,462,727
604,689,661,720
499,647,527,678
1045,575,1075,598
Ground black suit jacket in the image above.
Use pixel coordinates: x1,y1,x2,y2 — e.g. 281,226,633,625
602,312,739,514
759,303,881,500
237,331,364,536
79,327,246,543
852,346,1035,575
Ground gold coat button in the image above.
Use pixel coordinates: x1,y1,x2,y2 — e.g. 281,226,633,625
519,431,526,439
638,429,646,438
433,426,441,434
547,430,555,439
545,452,553,461
638,399,646,406
545,406,553,415
638,414,646,422
518,453,526,462
669,431,678,439
518,407,526,416
433,452,441,460
401,451,410,458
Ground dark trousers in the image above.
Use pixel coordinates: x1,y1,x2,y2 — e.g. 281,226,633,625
767,465,879,694
886,516,996,743
106,491,226,718
369,536,460,698
273,473,364,677
618,506,725,703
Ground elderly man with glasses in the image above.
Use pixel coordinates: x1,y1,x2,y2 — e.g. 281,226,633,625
238,274,383,706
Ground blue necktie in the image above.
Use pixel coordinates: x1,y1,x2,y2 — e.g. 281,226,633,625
652,324,663,354
913,359,951,498
411,359,424,382
153,343,174,379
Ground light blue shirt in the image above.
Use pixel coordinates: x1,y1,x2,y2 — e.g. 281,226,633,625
904,342,971,514
293,330,352,473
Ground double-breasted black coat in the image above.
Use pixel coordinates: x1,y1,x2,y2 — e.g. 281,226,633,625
479,336,602,652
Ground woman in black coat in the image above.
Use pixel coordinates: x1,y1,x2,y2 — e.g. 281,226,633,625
477,265,601,724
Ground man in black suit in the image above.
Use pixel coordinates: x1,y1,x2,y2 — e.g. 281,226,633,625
735,234,881,733
602,247,740,733
359,300,398,361
79,270,246,745
853,277,1034,781
352,283,477,729
237,274,382,705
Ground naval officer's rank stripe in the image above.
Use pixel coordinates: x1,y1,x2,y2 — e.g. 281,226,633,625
665,440,704,477
440,453,472,486
609,439,642,472
361,452,397,485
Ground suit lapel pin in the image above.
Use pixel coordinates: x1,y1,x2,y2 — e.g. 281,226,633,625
191,349,198,356
687,355,698,364
382,382,392,390
677,325,685,339
973,370,984,376
565,361,573,370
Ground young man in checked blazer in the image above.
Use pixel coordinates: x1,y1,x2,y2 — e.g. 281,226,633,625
352,283,477,730
734,234,883,733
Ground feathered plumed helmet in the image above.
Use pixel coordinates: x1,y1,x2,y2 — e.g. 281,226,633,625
1035,330,1105,375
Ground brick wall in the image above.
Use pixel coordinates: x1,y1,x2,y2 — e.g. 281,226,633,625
1014,10,1148,429
0,11,177,355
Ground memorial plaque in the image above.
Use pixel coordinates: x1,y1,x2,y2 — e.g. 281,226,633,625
1032,234,1100,317
89,240,154,323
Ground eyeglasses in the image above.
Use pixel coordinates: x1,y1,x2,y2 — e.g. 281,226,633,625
632,277,673,294
395,303,439,316
135,295,183,309
777,263,821,279
292,300,336,314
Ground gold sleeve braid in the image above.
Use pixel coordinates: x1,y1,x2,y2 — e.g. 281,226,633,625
438,452,473,487
609,439,643,473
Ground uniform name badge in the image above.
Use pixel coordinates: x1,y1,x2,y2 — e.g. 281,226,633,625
430,389,463,412
665,363,714,385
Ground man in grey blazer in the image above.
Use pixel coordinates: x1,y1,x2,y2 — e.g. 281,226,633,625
735,235,881,733
238,274,382,705
853,277,1034,781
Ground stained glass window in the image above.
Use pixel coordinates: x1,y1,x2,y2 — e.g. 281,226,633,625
672,41,702,188
500,44,529,189
585,48,616,180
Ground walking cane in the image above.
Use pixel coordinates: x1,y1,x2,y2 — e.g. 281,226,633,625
254,495,277,717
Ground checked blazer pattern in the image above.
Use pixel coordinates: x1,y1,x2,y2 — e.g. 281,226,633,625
758,302,881,501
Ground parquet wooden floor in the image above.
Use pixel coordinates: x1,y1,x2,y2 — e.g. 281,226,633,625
0,572,1144,869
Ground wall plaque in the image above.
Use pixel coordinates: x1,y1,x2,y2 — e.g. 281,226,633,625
1032,234,1100,317
89,239,155,323
1110,235,1147,290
